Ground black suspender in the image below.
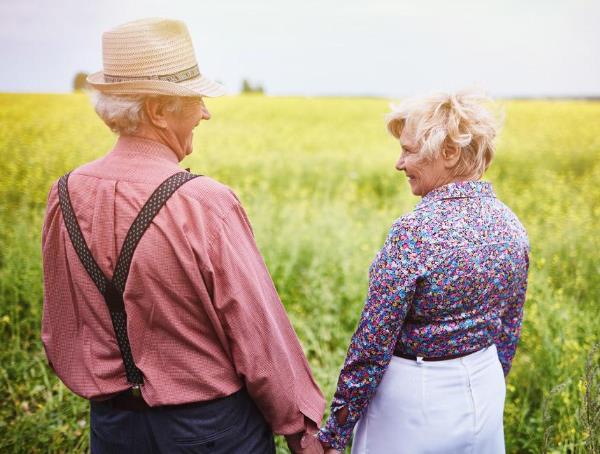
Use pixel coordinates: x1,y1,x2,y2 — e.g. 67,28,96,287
57,171,200,389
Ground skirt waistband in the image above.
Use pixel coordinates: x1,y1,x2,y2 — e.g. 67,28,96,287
393,344,494,362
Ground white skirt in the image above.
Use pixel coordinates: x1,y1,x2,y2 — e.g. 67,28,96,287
352,344,506,454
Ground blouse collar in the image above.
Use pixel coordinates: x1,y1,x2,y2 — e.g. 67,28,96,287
416,181,495,210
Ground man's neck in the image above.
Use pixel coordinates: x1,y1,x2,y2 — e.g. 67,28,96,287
128,126,185,162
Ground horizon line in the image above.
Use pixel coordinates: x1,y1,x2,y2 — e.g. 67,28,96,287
2,91,600,101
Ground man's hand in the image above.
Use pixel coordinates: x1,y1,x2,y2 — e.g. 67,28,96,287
285,431,323,454
285,420,324,454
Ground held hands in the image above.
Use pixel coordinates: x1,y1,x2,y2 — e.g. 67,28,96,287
286,433,342,454
285,418,342,454
285,429,323,454
285,419,324,454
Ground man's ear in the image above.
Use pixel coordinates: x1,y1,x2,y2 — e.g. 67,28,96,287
144,98,169,129
443,144,461,168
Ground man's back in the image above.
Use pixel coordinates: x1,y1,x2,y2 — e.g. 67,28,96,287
42,136,324,433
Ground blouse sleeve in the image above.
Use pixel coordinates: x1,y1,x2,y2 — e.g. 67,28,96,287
495,242,529,376
318,219,424,451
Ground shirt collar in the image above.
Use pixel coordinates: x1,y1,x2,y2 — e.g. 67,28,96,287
416,181,496,210
109,135,180,165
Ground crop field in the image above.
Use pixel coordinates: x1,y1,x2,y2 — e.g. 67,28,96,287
0,93,598,453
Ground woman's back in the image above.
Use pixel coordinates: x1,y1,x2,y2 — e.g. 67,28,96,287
392,181,529,375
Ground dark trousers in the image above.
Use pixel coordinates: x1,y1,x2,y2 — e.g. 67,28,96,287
90,389,276,454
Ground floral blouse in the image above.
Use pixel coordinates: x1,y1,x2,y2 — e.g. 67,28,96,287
318,181,530,451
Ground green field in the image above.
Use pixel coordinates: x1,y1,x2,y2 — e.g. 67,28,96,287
0,93,598,453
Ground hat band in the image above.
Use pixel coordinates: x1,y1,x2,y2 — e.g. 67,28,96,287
103,65,200,84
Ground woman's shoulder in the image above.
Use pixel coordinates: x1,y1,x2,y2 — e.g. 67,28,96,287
490,198,529,243
386,211,425,246
391,210,421,231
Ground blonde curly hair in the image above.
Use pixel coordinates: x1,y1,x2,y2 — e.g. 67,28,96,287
385,90,501,178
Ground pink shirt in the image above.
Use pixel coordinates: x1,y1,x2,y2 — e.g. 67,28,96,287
41,136,325,434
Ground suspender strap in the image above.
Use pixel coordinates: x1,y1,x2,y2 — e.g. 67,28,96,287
57,171,200,386
57,175,110,294
112,171,200,293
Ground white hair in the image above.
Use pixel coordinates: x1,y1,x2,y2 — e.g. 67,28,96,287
386,90,502,178
91,92,184,135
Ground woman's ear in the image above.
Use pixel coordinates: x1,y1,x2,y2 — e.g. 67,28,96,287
443,145,461,168
144,98,169,129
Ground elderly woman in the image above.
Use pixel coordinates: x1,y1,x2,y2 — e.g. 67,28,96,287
42,18,325,454
318,91,529,453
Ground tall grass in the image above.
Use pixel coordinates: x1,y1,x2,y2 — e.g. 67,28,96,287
0,94,598,452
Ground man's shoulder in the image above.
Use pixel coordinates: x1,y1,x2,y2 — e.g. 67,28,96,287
178,175,242,218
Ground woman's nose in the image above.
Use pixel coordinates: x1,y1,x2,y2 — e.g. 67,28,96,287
395,156,405,171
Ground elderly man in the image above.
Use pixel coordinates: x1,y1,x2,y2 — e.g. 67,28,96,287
41,18,324,453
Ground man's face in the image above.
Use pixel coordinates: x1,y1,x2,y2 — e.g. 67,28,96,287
165,97,211,157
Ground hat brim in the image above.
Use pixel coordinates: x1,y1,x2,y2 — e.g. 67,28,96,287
86,71,226,97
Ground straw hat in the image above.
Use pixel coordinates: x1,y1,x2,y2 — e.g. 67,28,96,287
87,18,225,97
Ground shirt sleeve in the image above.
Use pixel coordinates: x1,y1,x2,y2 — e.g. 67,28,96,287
318,219,423,451
495,243,529,376
201,198,325,435
41,181,60,373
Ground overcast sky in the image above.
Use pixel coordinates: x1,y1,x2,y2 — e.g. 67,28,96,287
1,0,598,97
